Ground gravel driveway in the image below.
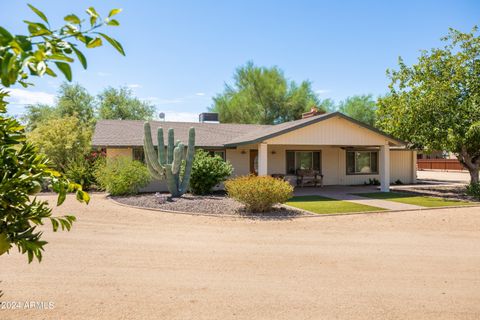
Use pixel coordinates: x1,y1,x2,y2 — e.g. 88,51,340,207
1,193,479,320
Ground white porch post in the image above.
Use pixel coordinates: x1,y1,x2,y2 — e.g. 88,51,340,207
380,142,390,192
412,150,417,184
258,143,268,176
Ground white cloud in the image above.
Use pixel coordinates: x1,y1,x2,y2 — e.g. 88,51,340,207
195,92,205,96
6,88,55,105
158,111,199,122
127,84,141,88
315,89,331,95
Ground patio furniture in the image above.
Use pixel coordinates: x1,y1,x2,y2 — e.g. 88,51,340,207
295,169,323,187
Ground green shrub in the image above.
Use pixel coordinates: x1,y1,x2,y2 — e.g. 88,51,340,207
190,150,233,195
95,157,151,195
225,175,293,212
64,150,106,190
466,182,480,200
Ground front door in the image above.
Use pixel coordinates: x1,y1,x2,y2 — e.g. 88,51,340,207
249,150,258,175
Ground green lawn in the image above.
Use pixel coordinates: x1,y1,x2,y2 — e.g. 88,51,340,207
353,192,472,207
286,195,386,214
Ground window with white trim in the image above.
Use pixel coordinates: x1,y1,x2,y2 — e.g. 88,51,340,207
286,151,321,174
346,151,378,175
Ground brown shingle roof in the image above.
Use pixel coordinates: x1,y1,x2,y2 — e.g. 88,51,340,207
92,120,270,147
92,112,406,148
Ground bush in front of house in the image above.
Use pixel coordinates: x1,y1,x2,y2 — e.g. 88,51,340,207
65,150,106,190
189,150,233,195
225,175,293,212
466,182,480,200
94,157,151,196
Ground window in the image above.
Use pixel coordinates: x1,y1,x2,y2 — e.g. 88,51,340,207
133,147,145,163
346,151,378,174
204,149,226,160
286,151,321,174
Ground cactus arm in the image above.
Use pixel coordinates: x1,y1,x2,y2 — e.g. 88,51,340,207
172,143,184,175
144,148,163,180
167,128,174,164
157,128,166,166
143,122,165,177
165,164,180,197
179,127,196,193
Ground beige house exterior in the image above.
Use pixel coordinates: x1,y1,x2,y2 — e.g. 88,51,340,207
92,112,417,192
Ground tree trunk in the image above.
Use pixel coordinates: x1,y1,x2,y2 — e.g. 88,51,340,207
457,148,480,185
470,167,479,184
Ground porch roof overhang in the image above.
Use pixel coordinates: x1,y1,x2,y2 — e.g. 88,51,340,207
224,112,407,148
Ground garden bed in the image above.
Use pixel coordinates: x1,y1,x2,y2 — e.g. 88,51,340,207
112,192,305,218
392,185,477,202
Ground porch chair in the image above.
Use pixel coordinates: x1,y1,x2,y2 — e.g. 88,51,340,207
295,169,323,188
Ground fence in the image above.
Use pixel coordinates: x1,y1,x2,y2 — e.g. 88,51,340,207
417,159,466,171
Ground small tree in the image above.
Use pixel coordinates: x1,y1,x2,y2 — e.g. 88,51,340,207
190,150,233,195
28,116,91,171
377,27,480,184
0,4,124,262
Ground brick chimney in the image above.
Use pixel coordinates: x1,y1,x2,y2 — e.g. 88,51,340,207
301,106,325,119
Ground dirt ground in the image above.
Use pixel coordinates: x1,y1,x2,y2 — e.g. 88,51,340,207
1,193,480,320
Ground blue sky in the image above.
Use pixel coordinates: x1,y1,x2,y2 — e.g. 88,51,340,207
2,0,479,121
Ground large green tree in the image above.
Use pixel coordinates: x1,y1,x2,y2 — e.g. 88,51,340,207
338,94,377,126
210,61,323,124
23,82,95,130
377,27,480,184
98,86,155,120
0,4,123,262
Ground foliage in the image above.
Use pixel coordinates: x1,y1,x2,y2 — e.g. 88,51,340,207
94,157,151,196
22,104,58,131
144,123,195,197
23,82,96,131
27,116,91,171
0,90,90,262
364,178,380,186
466,183,480,200
55,82,96,125
189,150,233,195
64,150,105,190
0,3,123,262
376,27,480,183
98,87,155,120
338,94,377,126
225,175,293,212
210,61,324,124
0,4,124,88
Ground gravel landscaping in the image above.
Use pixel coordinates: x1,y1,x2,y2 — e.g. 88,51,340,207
112,192,304,218
392,185,478,202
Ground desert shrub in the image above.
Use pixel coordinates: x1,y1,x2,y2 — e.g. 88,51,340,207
364,178,380,186
65,150,106,190
466,182,480,200
190,150,233,195
225,175,293,212
94,157,151,195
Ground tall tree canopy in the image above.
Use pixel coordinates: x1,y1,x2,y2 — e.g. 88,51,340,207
97,86,155,120
377,27,480,184
338,94,377,126
210,62,324,124
23,82,95,130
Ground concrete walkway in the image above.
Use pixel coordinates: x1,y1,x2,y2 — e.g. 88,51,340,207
294,185,424,211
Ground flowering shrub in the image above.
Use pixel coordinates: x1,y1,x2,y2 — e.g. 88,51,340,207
225,175,293,212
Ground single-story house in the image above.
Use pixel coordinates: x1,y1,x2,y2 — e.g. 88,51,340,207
92,111,417,192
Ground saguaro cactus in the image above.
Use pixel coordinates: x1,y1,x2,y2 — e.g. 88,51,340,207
143,122,195,197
